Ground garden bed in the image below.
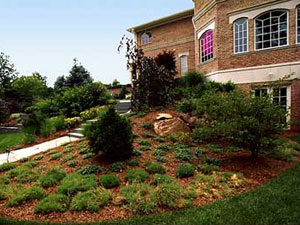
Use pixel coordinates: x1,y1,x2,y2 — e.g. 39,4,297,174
0,109,299,223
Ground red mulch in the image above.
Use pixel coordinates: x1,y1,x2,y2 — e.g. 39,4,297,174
0,108,299,223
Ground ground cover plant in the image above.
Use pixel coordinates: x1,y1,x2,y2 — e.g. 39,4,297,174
0,133,25,153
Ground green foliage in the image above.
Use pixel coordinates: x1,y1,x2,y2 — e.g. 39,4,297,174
71,188,112,211
138,139,151,147
120,183,157,215
152,149,167,157
8,166,40,183
20,157,29,163
127,160,140,167
35,194,69,214
178,71,207,88
61,154,75,162
79,106,107,121
125,169,149,183
175,163,195,178
155,156,168,163
23,110,46,136
167,132,192,144
145,161,165,174
191,90,287,157
226,146,243,153
67,160,77,168
99,174,121,188
132,150,142,156
289,135,300,144
62,146,74,154
198,164,220,174
136,112,147,118
140,122,153,130
154,136,165,143
78,145,92,154
271,144,299,162
174,145,193,162
0,52,18,92
109,162,125,172
39,167,66,188
84,107,133,160
49,153,62,161
0,162,17,172
77,165,102,175
82,153,95,159
64,117,81,128
206,157,223,166
139,145,151,152
141,132,155,139
153,174,175,185
155,182,185,209
58,173,97,196
206,144,222,154
7,186,46,207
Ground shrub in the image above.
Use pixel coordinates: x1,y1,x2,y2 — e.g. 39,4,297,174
50,116,65,131
80,106,107,121
138,139,151,147
154,50,177,76
145,161,165,174
20,157,29,163
132,150,142,156
120,183,157,215
99,174,121,188
77,165,102,175
155,182,184,208
7,186,46,207
109,162,125,172
84,107,133,160
39,167,66,188
178,71,207,88
167,133,192,144
175,163,195,178
141,122,153,130
49,153,62,161
176,98,197,114
61,155,75,162
153,174,175,185
35,194,69,214
136,112,147,118
23,132,36,145
206,157,223,166
0,163,17,172
71,188,112,211
206,144,222,154
127,160,140,167
156,145,171,152
125,169,149,182
82,153,95,159
198,164,220,174
174,146,193,162
64,117,81,128
9,166,40,183
23,110,46,135
58,173,97,196
271,144,299,162
154,136,165,143
141,132,155,139
139,146,151,152
34,155,44,161
78,146,92,154
68,160,77,168
155,156,168,163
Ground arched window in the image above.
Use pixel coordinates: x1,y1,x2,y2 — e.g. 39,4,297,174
200,30,213,63
234,18,248,53
297,6,300,44
255,10,288,50
141,32,152,45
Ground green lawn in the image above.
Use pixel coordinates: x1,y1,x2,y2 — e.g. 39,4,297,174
0,133,25,153
1,163,299,225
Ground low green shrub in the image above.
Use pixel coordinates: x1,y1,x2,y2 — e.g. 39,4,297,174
139,146,151,152
67,160,77,168
140,122,154,130
206,144,222,154
138,139,151,147
174,146,193,162
62,147,74,154
109,162,125,172
206,157,223,166
78,146,92,154
35,194,69,214
136,112,147,118
99,174,121,188
155,156,168,163
0,163,17,172
141,132,155,138
61,155,75,162
125,169,149,183
156,145,171,152
71,188,112,212
152,149,167,157
80,106,107,121
289,135,300,144
8,166,40,183
153,174,175,185
65,117,82,128
82,153,95,159
198,164,220,174
39,167,66,188
175,163,195,178
154,136,165,143
49,153,62,161
132,150,142,156
7,186,46,207
127,160,140,167
145,161,165,174
47,150,58,155
20,157,29,163
167,133,192,144
226,146,242,153
271,144,299,162
77,165,102,175
155,182,184,209
120,183,157,215
58,173,97,196
23,160,38,168
34,155,44,161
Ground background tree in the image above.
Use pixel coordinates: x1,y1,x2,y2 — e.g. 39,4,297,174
66,58,93,88
54,75,67,93
0,52,18,97
112,79,121,88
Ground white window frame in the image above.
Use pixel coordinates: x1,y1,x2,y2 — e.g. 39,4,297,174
141,32,152,46
234,17,249,54
179,53,189,76
253,86,291,121
297,5,300,44
200,30,214,64
254,10,289,51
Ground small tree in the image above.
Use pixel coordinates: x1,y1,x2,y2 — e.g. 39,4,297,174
154,51,177,76
112,79,121,88
0,52,18,91
0,99,10,123
84,107,133,160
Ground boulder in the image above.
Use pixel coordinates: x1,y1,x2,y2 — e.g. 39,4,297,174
156,113,173,121
154,118,190,137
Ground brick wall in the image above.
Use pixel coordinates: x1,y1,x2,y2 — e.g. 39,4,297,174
136,17,195,77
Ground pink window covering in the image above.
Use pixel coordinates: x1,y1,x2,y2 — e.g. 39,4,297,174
201,30,213,63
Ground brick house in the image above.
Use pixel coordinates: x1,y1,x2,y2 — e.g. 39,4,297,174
128,0,300,130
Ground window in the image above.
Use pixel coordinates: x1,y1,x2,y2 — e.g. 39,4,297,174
200,30,213,63
297,6,300,43
255,10,288,50
255,88,268,98
180,55,188,75
141,32,152,45
234,18,248,53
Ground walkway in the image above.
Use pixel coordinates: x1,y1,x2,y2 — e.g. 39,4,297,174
0,136,79,165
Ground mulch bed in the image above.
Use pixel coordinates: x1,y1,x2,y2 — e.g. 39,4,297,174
0,108,299,223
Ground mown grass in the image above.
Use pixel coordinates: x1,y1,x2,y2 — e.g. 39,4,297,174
0,133,25,153
0,164,299,225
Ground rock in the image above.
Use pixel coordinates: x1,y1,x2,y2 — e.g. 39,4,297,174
156,113,173,121
154,118,190,136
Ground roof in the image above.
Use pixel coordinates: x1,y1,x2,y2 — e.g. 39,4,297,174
127,9,194,33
